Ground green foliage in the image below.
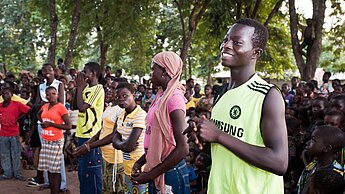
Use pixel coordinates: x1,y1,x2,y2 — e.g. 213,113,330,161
321,0,344,72
1,0,343,80
0,0,38,73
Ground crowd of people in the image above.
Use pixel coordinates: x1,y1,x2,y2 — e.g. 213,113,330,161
0,18,345,194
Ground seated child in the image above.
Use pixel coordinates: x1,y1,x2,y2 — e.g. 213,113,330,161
307,168,345,194
65,133,78,172
192,152,210,194
296,125,345,194
185,148,198,192
21,141,34,169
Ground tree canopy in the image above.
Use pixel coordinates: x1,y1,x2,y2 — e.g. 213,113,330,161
1,0,343,82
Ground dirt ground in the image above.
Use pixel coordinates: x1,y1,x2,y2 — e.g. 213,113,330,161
0,168,79,194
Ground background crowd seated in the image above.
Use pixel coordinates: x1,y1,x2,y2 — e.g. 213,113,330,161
0,65,345,193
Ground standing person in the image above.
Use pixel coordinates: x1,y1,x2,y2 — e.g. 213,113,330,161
196,84,214,112
0,87,30,181
75,62,105,194
73,87,125,194
37,86,72,194
185,18,288,193
289,76,299,95
185,78,195,97
131,51,190,193
281,83,294,107
319,72,333,97
29,63,67,192
112,83,147,193
191,83,202,105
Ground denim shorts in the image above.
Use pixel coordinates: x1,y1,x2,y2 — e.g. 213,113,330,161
149,160,190,194
78,138,102,194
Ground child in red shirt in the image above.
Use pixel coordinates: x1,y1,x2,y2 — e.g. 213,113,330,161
0,87,30,181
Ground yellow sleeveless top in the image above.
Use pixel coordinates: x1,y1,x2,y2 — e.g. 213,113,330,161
208,74,284,194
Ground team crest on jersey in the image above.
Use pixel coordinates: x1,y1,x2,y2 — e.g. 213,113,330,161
229,105,241,119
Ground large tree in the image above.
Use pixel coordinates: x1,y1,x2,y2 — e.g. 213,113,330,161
174,0,211,79
289,0,326,81
64,0,82,69
47,0,58,65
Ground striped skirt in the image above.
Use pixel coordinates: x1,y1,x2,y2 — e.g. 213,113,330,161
38,138,64,173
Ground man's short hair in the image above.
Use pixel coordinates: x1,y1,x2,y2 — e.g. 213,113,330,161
116,82,135,94
116,69,122,75
186,78,194,84
235,18,269,50
324,72,331,78
42,63,55,69
85,62,101,77
45,86,57,93
316,125,345,153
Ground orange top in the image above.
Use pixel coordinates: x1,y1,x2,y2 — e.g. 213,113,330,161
41,103,69,141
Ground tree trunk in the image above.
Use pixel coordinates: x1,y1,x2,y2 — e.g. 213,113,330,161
251,0,262,19
1,47,6,74
48,0,58,66
174,0,187,80
288,0,326,81
99,41,108,74
188,56,192,79
207,62,212,85
65,0,82,70
177,0,211,80
307,0,326,80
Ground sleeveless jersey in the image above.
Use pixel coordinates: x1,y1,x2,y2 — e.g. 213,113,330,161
208,74,284,194
39,79,65,104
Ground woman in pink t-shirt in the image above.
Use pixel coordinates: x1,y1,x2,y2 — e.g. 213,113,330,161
131,51,190,193
37,86,71,194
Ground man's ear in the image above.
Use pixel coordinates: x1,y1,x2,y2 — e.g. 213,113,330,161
252,48,263,59
324,144,332,153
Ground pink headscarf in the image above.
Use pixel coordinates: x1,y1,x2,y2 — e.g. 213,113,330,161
144,51,185,192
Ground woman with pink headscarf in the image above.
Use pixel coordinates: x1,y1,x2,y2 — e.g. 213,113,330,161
131,51,190,193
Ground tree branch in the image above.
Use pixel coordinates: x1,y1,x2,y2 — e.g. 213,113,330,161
236,0,242,20
251,0,262,19
288,0,305,76
264,0,284,26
